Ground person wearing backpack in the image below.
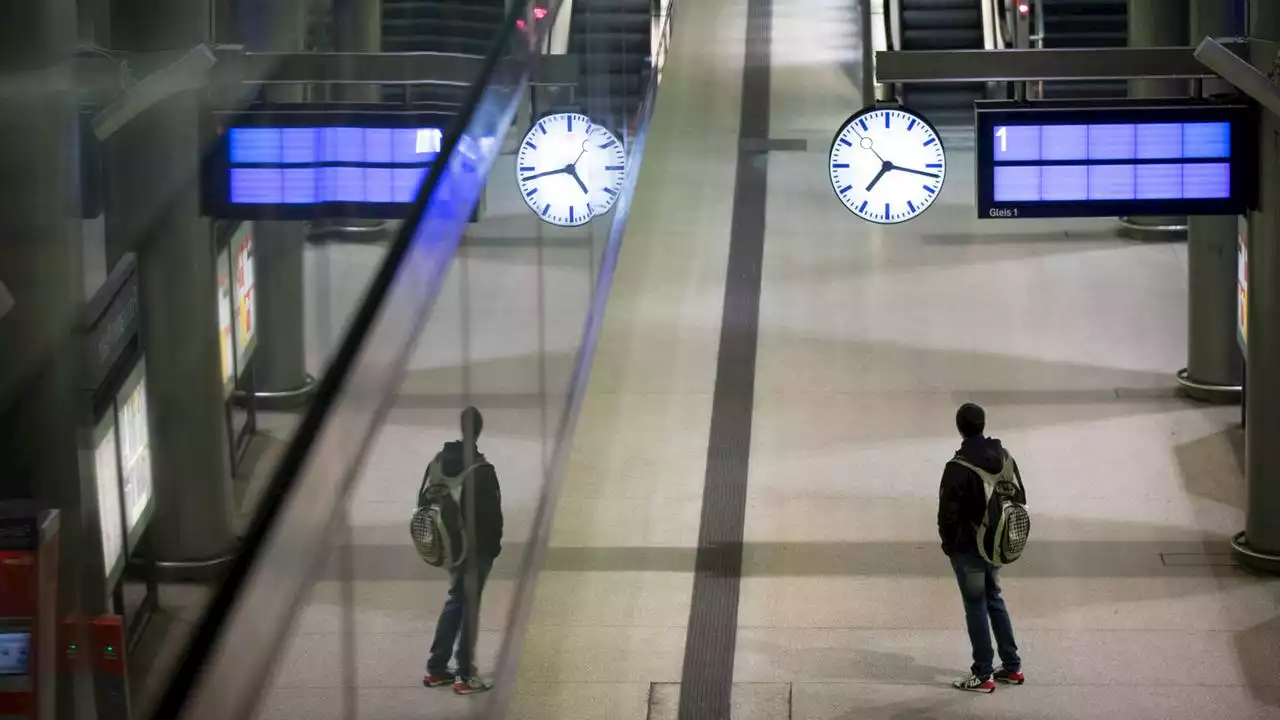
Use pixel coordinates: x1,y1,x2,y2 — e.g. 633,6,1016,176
419,407,504,695
938,403,1029,694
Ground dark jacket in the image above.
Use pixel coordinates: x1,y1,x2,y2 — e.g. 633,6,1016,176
937,436,1025,556
433,440,504,561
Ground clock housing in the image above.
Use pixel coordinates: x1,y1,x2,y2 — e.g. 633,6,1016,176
517,112,627,227
828,105,946,225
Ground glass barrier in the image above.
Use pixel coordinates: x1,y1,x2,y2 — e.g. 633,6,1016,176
211,1,680,712
159,0,678,719
0,1,540,718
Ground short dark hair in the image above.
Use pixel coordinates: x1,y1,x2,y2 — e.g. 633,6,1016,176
461,406,484,440
956,403,985,438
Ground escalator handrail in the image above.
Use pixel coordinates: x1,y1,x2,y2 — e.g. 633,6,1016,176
148,4,558,719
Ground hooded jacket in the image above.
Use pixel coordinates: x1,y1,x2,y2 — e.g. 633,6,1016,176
937,436,1025,556
431,440,504,561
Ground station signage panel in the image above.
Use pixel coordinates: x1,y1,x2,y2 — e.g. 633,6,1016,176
975,100,1256,219
202,105,454,220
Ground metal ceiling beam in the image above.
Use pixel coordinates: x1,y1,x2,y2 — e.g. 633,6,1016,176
875,46,1234,84
211,48,580,87
1195,37,1280,117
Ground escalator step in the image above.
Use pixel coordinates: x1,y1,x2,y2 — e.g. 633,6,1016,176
901,0,981,9
901,8,981,29
901,28,984,50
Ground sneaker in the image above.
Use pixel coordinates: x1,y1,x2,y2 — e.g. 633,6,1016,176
423,671,455,688
453,677,492,696
993,668,1025,685
952,674,996,693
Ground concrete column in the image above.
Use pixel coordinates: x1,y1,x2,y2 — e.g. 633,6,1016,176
1238,0,1280,572
106,0,237,574
238,0,316,405
1178,0,1245,401
1125,0,1190,237
0,2,100,716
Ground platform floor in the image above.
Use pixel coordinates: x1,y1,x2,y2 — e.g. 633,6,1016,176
255,0,1280,717
504,0,1280,717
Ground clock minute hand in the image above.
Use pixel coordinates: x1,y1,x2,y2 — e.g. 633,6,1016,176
889,166,940,179
521,167,570,182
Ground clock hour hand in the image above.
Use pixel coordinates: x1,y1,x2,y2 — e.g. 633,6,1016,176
889,165,940,179
865,161,891,192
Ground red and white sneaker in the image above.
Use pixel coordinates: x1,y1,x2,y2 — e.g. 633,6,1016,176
453,677,492,696
952,674,996,693
423,671,455,688
994,668,1025,685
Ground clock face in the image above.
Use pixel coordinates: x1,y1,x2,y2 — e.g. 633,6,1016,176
828,106,946,224
517,113,627,227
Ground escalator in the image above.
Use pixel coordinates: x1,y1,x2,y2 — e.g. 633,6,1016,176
897,0,987,127
569,0,652,134
380,0,508,105
1038,0,1128,99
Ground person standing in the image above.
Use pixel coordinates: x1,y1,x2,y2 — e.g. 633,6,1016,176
938,403,1026,693
423,407,504,695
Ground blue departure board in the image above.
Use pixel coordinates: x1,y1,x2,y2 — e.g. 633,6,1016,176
202,106,456,220
975,101,1256,219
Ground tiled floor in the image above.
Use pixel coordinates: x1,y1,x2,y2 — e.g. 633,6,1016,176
254,0,1280,717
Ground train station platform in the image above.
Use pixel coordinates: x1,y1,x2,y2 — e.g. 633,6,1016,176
123,0,1280,719
493,0,1280,718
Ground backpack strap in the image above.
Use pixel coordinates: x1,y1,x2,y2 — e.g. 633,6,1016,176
948,452,1009,481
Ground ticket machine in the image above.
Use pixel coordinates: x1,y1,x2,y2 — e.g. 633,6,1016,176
0,506,59,720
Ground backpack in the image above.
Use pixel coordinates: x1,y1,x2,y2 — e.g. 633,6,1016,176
409,459,483,569
950,453,1030,566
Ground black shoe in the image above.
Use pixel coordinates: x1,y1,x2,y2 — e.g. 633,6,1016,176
424,670,456,687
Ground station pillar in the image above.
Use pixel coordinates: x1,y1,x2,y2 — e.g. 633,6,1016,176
1178,0,1245,402
1125,0,1190,239
239,0,316,408
1237,0,1280,571
106,0,238,576
0,2,101,717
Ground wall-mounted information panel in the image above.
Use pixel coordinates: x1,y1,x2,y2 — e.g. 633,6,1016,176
975,100,1256,219
202,104,454,220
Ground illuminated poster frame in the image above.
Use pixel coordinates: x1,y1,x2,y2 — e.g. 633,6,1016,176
116,360,155,552
91,411,126,587
1239,216,1249,352
231,222,258,371
217,244,235,395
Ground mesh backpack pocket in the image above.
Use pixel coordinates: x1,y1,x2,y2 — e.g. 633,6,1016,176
951,454,1030,566
410,460,475,569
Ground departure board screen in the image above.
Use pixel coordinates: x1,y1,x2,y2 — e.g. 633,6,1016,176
975,101,1256,219
203,105,454,220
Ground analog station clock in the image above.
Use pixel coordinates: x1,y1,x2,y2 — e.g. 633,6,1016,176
517,112,627,227
828,105,946,224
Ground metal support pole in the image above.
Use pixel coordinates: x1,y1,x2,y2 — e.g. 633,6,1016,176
1124,0,1191,238
238,0,316,408
1178,0,1246,402
105,0,238,579
1236,2,1280,572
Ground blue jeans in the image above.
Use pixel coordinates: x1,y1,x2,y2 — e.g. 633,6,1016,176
427,558,493,678
949,551,1020,679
